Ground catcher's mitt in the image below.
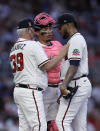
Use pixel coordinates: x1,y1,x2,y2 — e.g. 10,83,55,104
63,86,78,100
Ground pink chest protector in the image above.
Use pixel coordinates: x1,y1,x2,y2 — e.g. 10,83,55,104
43,41,62,84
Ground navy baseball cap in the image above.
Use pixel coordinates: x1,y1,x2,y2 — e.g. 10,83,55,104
54,13,77,28
17,18,34,29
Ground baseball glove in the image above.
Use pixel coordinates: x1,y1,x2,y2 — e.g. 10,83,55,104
63,86,78,100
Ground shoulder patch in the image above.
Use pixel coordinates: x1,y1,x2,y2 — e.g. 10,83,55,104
72,49,80,55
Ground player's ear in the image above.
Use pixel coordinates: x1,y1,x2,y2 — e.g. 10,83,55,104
26,28,29,33
27,28,32,33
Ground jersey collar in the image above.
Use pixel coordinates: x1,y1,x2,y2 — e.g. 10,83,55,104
37,41,53,47
70,32,80,39
68,32,80,42
17,38,28,43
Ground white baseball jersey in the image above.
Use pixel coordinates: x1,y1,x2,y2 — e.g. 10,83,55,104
56,32,92,131
60,32,88,80
10,38,49,89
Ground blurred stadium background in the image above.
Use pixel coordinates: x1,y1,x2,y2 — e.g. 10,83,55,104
0,0,100,131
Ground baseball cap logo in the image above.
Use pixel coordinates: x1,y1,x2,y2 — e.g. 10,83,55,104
64,20,67,23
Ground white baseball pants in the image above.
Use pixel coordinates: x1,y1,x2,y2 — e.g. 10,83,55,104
14,87,47,131
43,86,60,122
56,77,92,131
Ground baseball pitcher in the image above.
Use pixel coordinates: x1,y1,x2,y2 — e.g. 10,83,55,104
55,13,92,131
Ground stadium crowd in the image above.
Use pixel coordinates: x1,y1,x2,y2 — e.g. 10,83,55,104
0,0,100,130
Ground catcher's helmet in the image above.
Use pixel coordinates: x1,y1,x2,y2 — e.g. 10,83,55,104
34,12,55,30
55,13,77,28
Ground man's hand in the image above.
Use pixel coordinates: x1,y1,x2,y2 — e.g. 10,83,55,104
63,86,79,100
57,95,61,104
59,84,69,96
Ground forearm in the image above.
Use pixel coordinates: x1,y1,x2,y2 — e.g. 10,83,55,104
42,55,62,71
41,43,69,71
63,65,78,87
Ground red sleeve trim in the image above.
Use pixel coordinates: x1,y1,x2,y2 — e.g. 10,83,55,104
38,59,50,68
68,58,81,61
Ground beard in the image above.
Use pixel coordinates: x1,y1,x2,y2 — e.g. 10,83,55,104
62,30,69,39
46,39,52,42
45,35,53,42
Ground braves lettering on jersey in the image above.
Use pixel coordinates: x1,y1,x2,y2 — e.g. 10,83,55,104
10,38,49,89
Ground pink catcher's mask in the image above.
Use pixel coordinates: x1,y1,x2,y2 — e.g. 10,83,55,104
34,13,55,27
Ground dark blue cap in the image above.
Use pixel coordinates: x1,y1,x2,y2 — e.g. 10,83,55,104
54,13,77,28
17,18,34,29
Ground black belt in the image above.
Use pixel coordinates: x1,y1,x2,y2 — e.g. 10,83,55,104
48,84,58,88
72,75,87,80
16,84,43,91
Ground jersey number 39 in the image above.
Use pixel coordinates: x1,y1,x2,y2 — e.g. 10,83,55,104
10,53,24,73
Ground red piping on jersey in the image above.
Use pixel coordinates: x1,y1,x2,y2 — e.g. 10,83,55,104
32,90,41,131
68,57,80,60
38,59,50,68
62,98,72,131
62,80,77,131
